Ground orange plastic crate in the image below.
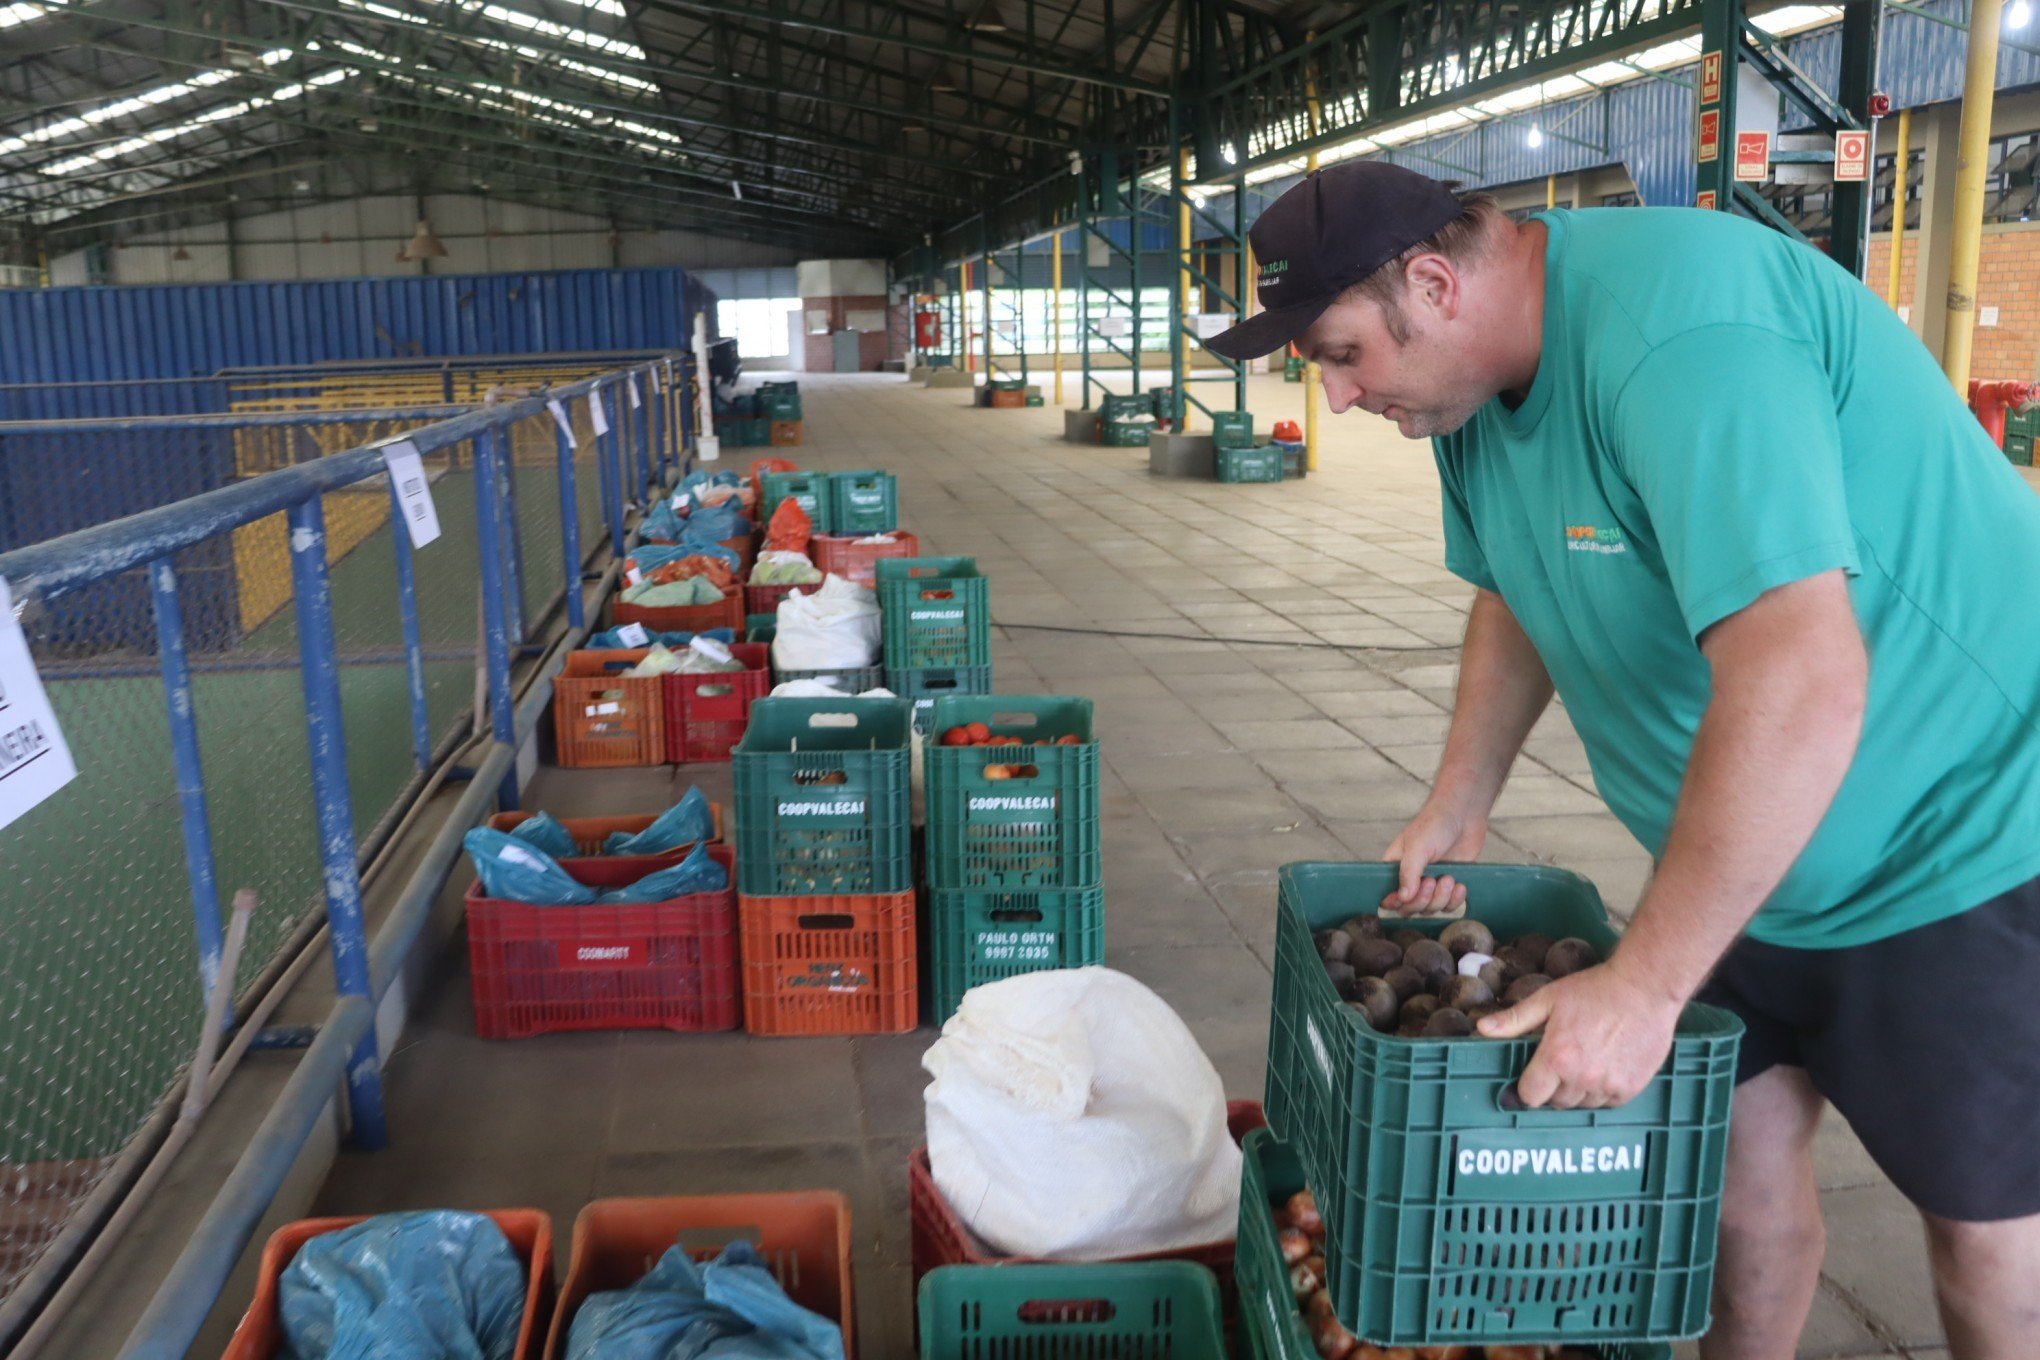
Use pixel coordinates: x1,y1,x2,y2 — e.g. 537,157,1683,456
738,890,918,1036
909,1101,1268,1327
466,845,739,1038
544,1191,856,1360
811,532,923,589
553,649,664,767
662,641,770,763
222,1209,554,1360
988,388,1026,409
610,589,745,636
770,419,804,446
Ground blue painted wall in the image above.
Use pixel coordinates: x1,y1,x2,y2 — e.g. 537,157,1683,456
0,265,702,385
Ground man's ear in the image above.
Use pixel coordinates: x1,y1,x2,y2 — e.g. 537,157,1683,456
1402,253,1460,321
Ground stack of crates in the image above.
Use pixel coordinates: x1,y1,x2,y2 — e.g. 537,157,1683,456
1213,411,1283,483
760,470,833,533
1098,393,1154,446
2005,404,2037,466
922,696,1103,1021
761,382,803,446
731,697,918,1034
985,378,1027,409
877,556,992,731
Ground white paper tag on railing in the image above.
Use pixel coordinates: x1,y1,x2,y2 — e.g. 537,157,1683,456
381,441,441,548
589,388,610,436
0,576,79,833
547,399,574,441
627,376,642,409
614,622,650,647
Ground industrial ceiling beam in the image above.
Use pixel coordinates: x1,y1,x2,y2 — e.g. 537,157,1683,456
636,0,1168,95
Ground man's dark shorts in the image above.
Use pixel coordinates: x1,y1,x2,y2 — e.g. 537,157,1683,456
1695,874,2040,1223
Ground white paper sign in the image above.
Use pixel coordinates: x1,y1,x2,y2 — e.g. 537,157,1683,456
547,398,575,441
614,622,650,647
1097,317,1131,338
0,576,79,832
589,389,610,436
1191,313,1233,339
381,441,441,548
627,376,642,409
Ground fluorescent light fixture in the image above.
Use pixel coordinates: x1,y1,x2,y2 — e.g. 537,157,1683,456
1526,124,1544,148
2012,0,2032,27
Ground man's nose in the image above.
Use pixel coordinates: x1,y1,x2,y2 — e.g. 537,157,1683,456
1320,373,1359,414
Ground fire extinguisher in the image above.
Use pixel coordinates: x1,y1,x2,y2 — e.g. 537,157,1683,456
914,310,941,349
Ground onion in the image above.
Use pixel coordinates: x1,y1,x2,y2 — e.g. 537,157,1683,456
1279,1227,1312,1264
1286,1189,1323,1236
1309,1313,1358,1359
1290,1258,1323,1298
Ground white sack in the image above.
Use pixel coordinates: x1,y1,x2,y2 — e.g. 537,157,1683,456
922,967,1242,1260
770,574,880,671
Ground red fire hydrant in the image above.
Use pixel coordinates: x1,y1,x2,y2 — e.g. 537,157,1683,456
1968,379,2039,450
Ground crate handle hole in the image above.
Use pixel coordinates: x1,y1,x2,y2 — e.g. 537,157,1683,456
988,712,1040,728
697,683,734,698
805,712,861,729
989,908,1044,924
918,588,954,599
1016,1298,1115,1325
792,769,849,786
796,913,855,930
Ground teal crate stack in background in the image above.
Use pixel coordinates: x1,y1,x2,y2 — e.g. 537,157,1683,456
878,556,993,732
2005,404,2037,466
918,1263,1227,1360
1262,861,1741,1350
923,695,1103,1018
827,470,900,534
760,470,834,532
1210,411,1256,449
731,697,914,895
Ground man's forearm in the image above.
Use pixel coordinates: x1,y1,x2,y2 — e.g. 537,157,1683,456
1614,575,1868,1006
1434,588,1556,816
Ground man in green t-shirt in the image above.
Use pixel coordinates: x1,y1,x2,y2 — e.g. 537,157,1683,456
1209,161,2040,1359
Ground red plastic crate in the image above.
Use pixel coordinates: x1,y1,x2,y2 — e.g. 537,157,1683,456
811,532,922,589
738,890,918,1036
909,1101,1268,1323
610,589,745,636
659,641,769,763
553,649,664,768
223,1209,554,1360
544,1191,855,1360
466,846,740,1038
743,580,818,617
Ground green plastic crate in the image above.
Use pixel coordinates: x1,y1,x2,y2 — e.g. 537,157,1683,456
760,471,834,533
1102,419,1153,447
1236,1128,1676,1360
919,1263,1227,1360
989,378,1027,392
888,665,995,735
1099,394,1146,420
1216,445,1283,483
1265,861,1741,1348
927,884,1105,1020
827,470,900,534
731,697,913,895
771,665,887,695
2004,405,2037,466
764,393,803,421
878,557,991,671
746,614,777,643
1211,411,1256,449
924,696,1100,890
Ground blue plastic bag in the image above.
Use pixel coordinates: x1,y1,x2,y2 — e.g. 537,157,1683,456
279,1211,525,1360
463,827,596,906
680,504,750,545
602,788,715,856
640,500,686,544
597,840,728,903
564,1239,842,1360
634,543,741,573
509,812,578,859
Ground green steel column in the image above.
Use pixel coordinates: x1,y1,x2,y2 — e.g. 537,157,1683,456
1829,1,1883,279
1079,162,1094,409
1234,175,1249,413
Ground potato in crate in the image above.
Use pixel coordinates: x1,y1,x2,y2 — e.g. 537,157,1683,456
1265,861,1740,1349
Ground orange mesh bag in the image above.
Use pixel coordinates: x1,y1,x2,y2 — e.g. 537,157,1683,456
764,496,813,555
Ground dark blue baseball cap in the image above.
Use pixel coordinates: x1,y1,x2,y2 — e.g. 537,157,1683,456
1206,161,1465,361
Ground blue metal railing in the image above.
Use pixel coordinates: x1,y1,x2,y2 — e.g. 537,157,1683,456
0,349,697,1355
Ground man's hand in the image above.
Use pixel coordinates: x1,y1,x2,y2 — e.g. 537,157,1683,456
1478,958,1684,1108
1381,798,1487,915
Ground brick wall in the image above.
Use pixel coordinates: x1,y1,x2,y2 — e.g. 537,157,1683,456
799,294,891,372
1867,224,2040,381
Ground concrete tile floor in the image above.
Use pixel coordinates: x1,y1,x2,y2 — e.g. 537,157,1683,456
316,371,1944,1359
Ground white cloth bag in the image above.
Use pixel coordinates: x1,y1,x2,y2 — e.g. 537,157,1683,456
769,574,880,671
922,967,1242,1260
